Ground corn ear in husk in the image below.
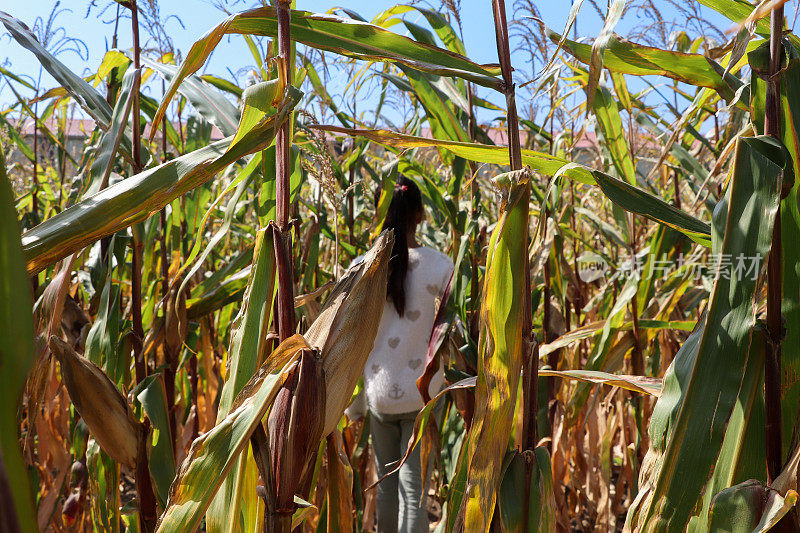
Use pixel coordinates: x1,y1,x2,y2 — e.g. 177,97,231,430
49,336,143,470
305,229,393,436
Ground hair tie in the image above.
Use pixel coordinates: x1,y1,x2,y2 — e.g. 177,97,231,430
395,184,408,192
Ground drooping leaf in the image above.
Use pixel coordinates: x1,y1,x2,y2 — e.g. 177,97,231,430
22,83,301,275
313,125,712,246
538,369,663,397
463,169,530,530
546,25,742,101
142,56,240,138
0,10,113,128
152,6,501,133
539,319,695,358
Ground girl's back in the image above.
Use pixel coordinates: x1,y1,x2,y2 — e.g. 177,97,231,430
364,245,453,415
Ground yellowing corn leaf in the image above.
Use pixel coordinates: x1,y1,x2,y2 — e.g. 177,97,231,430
325,431,354,533
312,125,712,246
538,369,663,397
463,169,531,531
156,335,307,533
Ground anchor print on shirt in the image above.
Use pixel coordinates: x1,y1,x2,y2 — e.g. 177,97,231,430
388,383,405,400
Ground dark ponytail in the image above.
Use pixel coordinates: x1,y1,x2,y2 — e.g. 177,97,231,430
374,175,423,316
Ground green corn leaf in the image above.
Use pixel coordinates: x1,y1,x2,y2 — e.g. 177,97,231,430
141,56,240,138
696,0,771,36
546,25,742,101
151,6,501,133
591,85,636,185
22,83,301,275
691,328,767,530
586,0,626,109
83,250,124,384
0,64,35,90
707,480,798,532
539,319,695,358
750,39,800,457
497,447,556,531
135,374,177,509
186,266,251,319
85,67,140,197
372,5,466,56
199,74,244,98
207,228,276,533
0,10,113,128
396,68,470,144
626,136,786,530
300,53,352,128
0,139,38,533
0,113,35,162
176,152,262,302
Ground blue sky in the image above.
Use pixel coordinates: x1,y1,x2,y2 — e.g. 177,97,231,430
1,0,740,125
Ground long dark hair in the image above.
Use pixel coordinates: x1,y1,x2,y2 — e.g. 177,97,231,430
374,175,423,316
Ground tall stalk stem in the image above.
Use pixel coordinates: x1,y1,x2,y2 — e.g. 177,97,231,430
129,0,145,385
159,79,179,455
261,4,298,532
765,4,784,484
491,1,536,530
129,2,156,529
274,0,296,341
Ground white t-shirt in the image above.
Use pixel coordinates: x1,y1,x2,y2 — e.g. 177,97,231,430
360,246,454,415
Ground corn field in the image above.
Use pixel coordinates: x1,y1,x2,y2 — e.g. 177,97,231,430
2,0,800,531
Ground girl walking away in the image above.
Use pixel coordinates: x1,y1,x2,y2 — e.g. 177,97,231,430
346,175,453,533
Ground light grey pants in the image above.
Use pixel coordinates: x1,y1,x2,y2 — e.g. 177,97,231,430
369,409,428,533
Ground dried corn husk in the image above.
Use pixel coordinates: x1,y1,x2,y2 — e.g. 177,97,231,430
49,336,143,470
305,230,393,435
